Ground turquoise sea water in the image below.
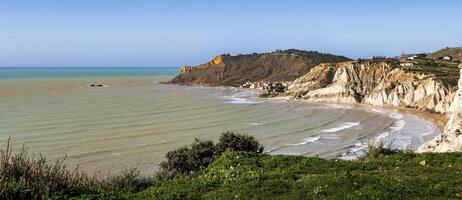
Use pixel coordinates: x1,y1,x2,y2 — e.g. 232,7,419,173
0,67,179,80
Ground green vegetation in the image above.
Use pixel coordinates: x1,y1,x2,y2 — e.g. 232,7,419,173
169,49,351,86
160,131,264,175
2,134,462,199
400,59,460,87
0,137,153,199
141,151,462,199
427,47,462,61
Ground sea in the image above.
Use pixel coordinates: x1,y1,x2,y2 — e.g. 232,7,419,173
0,67,440,176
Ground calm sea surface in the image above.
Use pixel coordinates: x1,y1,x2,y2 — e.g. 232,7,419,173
0,67,439,176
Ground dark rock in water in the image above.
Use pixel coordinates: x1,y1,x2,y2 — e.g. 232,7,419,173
89,84,106,87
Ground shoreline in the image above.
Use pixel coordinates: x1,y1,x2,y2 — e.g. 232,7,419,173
384,106,447,131
260,91,446,151
269,93,446,130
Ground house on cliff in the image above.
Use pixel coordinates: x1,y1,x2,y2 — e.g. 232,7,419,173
400,62,414,67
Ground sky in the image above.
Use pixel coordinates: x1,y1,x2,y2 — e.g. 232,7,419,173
0,0,461,67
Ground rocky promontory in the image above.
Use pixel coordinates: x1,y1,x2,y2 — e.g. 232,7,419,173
168,49,350,86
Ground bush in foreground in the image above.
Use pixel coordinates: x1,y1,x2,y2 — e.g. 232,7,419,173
0,138,93,199
160,139,217,175
160,131,264,175
216,131,264,154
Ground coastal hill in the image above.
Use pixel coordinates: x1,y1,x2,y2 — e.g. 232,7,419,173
168,49,351,86
427,46,462,61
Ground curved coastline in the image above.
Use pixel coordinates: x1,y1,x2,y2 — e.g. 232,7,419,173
231,86,443,158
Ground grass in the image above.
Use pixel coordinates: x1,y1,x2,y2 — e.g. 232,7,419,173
136,151,462,200
400,59,460,88
2,137,462,199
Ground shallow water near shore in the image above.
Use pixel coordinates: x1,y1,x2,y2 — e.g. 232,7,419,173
0,67,439,176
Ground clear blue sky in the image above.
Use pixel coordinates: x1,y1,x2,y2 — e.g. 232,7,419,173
1,0,461,67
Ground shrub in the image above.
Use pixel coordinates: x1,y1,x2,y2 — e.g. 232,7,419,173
216,131,264,154
160,132,264,175
0,138,94,200
188,139,217,171
160,139,216,175
360,141,403,160
104,168,152,193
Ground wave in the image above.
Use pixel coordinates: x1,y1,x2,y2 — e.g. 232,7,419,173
325,104,352,109
222,90,262,104
321,134,342,140
390,119,406,132
388,112,404,119
369,108,386,114
291,136,321,146
321,122,360,133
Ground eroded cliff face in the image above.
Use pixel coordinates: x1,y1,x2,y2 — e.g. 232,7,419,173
419,64,462,152
287,61,454,114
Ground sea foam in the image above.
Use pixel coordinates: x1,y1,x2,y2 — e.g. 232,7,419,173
322,122,360,133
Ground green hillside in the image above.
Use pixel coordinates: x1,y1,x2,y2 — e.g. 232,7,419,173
427,47,462,61
135,151,462,200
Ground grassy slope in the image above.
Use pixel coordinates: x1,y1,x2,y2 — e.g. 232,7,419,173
427,47,462,61
400,60,459,88
128,152,462,200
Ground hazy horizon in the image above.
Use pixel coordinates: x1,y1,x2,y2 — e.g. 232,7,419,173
1,0,461,67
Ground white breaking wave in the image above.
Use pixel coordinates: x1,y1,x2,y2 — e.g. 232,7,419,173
322,134,342,140
322,122,360,133
374,132,390,143
369,108,386,114
223,91,262,104
389,112,404,119
325,104,352,109
245,122,261,126
292,136,321,146
390,119,406,132
387,111,406,132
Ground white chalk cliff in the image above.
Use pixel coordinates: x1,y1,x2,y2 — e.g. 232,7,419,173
286,61,461,151
287,61,453,113
419,64,462,152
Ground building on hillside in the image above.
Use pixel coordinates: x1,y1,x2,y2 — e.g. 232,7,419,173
443,56,452,61
400,62,414,67
408,55,418,60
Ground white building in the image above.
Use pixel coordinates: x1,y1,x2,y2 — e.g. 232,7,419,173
443,56,452,61
400,62,414,67
408,56,418,60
